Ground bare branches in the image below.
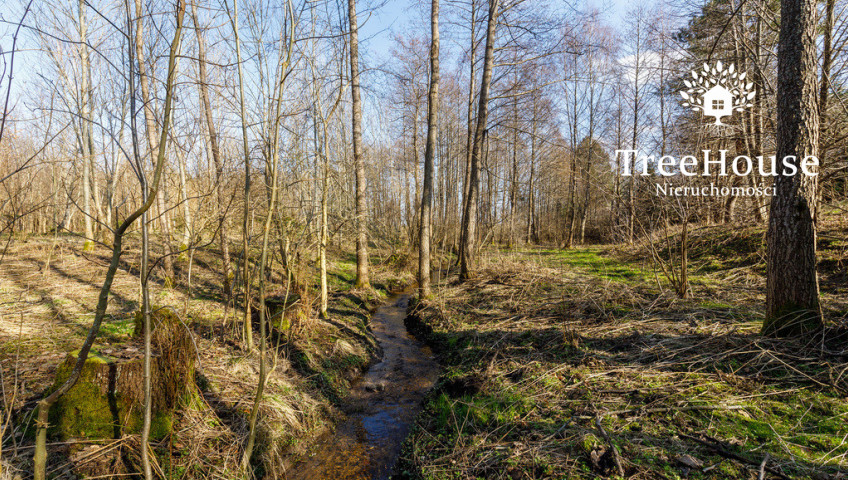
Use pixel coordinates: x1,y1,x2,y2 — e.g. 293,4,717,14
0,0,34,146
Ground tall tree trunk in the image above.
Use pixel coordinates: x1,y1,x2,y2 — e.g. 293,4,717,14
192,3,232,301
526,96,537,244
405,129,411,237
227,0,254,350
579,151,592,244
458,0,477,262
419,0,439,298
628,18,642,244
508,96,518,248
460,0,498,280
411,101,420,246
763,0,822,336
134,0,175,283
613,88,623,238
241,136,279,470
580,71,597,245
241,0,293,467
311,65,343,319
90,153,104,241
565,75,577,248
78,0,94,250
174,141,192,247
752,9,766,222
139,146,153,480
320,151,329,317
348,0,370,288
818,0,835,211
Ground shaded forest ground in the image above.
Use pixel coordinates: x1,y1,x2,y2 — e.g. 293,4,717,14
399,209,848,480
1,208,845,480
0,235,412,478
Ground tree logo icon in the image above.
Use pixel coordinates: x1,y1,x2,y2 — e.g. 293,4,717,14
680,61,755,126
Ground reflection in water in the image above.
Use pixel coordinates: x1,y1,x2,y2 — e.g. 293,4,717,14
288,293,439,480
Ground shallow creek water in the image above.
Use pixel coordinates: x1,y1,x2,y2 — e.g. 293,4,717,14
287,292,440,480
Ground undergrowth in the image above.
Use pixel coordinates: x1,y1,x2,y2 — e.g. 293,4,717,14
0,237,413,479
399,221,848,480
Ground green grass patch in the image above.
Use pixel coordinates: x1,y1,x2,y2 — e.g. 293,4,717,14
534,247,650,283
100,317,136,339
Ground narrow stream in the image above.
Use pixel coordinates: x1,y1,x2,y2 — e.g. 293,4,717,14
288,291,439,480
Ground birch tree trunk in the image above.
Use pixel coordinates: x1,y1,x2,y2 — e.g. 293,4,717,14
78,0,94,250
419,0,439,298
348,0,370,288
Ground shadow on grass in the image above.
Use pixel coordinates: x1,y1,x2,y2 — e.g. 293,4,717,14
403,301,848,479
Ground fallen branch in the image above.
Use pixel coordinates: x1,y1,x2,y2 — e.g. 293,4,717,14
576,403,746,421
681,434,791,480
758,452,770,480
595,414,625,478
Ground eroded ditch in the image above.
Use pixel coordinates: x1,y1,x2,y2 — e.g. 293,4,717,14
288,291,439,480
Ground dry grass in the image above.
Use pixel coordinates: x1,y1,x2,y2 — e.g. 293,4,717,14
400,227,848,480
0,235,411,479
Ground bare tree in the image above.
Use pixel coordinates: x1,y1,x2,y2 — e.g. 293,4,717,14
348,0,370,288
419,0,440,297
459,0,499,280
224,0,254,350
76,0,95,249
191,1,232,303
241,0,295,469
625,7,648,244
32,2,186,478
0,1,34,146
133,0,176,283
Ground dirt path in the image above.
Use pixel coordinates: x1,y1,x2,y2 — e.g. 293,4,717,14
287,292,439,480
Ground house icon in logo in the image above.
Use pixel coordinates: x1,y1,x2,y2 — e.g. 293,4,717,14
702,85,733,125
680,62,755,127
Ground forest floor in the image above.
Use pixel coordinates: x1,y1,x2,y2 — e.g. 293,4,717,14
399,212,848,480
1,212,846,480
0,235,412,479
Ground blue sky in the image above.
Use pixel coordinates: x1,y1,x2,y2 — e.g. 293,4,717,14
357,0,635,64
353,0,638,140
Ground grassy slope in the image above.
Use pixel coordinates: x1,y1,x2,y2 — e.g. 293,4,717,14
399,216,848,480
0,235,412,478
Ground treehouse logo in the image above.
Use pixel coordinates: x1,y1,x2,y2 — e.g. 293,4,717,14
680,61,755,126
613,61,818,198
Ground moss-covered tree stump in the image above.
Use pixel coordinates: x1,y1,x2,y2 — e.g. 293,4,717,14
48,308,195,441
266,293,310,332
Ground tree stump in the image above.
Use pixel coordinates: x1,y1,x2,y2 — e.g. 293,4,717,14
266,293,309,332
48,308,196,440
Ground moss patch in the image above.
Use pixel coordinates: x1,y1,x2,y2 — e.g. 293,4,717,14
49,354,120,440
48,353,177,442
